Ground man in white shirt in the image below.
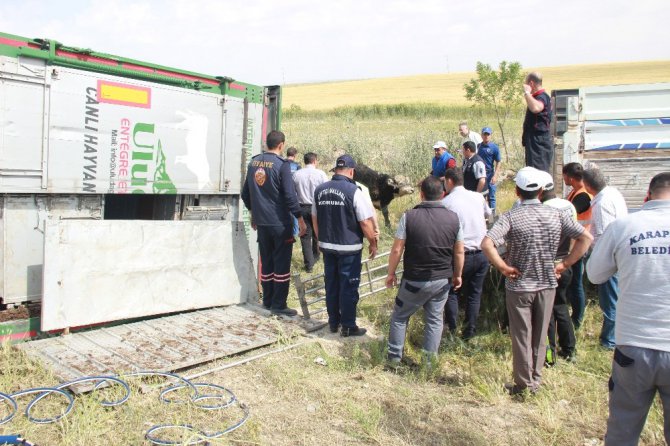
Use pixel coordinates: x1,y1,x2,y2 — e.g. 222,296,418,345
586,172,670,445
459,121,483,146
583,168,628,350
293,152,328,272
441,168,491,340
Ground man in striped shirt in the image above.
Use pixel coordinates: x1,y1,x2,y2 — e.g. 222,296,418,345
481,167,592,395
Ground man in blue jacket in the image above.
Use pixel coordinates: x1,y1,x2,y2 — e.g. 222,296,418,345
242,131,306,316
431,141,456,179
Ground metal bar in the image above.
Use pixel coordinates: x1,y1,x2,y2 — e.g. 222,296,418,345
306,296,326,306
304,283,325,294
364,260,373,294
293,273,311,319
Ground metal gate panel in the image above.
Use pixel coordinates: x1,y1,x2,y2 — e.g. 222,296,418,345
41,219,256,331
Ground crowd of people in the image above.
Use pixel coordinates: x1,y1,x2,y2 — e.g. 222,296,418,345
241,71,670,444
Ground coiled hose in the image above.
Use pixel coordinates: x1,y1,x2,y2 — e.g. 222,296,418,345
0,371,249,445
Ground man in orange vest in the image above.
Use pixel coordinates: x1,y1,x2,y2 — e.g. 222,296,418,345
562,162,592,329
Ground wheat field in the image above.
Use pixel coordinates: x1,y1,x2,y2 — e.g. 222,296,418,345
283,60,670,110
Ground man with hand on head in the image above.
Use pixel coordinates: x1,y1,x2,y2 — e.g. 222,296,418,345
313,155,378,337
386,175,464,365
522,72,553,173
481,167,592,396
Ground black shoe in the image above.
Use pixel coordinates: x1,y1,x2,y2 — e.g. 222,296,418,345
329,324,340,333
306,267,313,274
340,326,367,337
262,304,271,310
271,307,298,317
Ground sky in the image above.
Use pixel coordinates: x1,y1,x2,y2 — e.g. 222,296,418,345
1,0,668,86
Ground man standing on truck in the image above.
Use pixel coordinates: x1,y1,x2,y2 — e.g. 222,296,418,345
313,155,378,337
293,152,328,273
522,72,553,173
481,167,592,395
583,168,628,350
562,162,592,329
586,172,670,445
242,131,306,316
477,127,502,216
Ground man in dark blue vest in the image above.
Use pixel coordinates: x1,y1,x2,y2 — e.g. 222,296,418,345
462,141,487,193
242,130,306,316
385,175,464,364
313,155,378,336
522,72,553,173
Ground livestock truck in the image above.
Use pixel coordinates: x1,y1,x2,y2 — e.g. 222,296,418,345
0,32,278,332
552,82,670,205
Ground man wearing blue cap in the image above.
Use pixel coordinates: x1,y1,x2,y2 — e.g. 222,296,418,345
478,127,502,216
313,155,378,337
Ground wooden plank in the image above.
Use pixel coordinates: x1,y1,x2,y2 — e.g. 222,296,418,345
17,305,278,391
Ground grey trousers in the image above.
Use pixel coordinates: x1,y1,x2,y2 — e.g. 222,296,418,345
506,288,556,391
605,345,670,446
387,278,450,360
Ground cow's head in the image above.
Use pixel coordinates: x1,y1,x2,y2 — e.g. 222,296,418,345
387,175,415,197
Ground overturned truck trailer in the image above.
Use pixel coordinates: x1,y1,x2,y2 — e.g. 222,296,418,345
0,32,278,331
552,82,670,206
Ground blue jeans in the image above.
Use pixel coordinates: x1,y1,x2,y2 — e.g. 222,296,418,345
598,275,619,349
486,173,497,210
568,257,587,329
323,250,362,329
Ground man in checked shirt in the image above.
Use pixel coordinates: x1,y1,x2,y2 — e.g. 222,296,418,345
481,167,593,396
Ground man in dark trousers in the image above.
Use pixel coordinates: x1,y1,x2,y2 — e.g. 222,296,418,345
386,175,464,363
241,130,306,316
293,152,328,272
462,141,487,193
522,72,553,173
313,155,378,337
441,168,490,341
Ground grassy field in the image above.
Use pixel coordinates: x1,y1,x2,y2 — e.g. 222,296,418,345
283,60,670,110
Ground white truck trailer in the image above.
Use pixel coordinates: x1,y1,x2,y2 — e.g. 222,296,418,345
0,32,279,331
552,82,670,205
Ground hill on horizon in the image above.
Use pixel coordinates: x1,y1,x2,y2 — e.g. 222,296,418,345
283,60,670,111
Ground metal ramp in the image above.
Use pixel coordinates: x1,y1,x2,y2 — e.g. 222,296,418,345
16,305,277,390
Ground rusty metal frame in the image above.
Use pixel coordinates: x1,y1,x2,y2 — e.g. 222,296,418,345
292,251,402,320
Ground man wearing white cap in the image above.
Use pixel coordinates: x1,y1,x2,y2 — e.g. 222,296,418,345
481,167,592,396
430,141,456,179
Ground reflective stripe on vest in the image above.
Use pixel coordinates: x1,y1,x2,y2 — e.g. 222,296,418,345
318,241,363,252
